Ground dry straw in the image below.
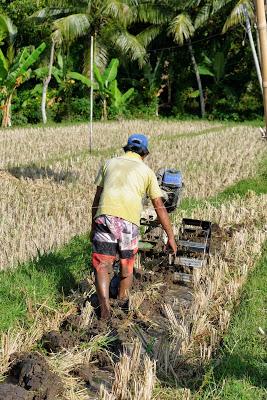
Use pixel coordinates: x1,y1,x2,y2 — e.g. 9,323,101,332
158,193,267,380
0,122,264,270
100,340,156,400
0,122,266,399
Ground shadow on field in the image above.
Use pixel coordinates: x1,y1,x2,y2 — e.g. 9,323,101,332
8,165,79,183
157,343,267,392
33,235,92,296
0,235,92,332
211,351,267,390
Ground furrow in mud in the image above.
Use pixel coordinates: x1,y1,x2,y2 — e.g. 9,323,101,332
0,225,232,399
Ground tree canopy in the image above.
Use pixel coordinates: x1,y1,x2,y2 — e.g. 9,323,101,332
0,0,263,126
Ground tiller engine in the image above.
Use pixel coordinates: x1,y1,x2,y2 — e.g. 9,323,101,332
138,168,212,283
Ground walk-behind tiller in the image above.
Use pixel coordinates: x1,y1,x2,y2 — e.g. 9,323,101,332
138,168,212,284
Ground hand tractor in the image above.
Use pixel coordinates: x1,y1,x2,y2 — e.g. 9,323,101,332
138,168,212,284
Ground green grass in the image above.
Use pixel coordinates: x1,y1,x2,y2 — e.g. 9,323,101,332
0,235,91,332
195,244,267,400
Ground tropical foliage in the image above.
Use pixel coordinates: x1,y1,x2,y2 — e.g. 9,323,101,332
0,1,264,126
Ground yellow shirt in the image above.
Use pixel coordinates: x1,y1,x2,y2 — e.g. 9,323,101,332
94,152,162,226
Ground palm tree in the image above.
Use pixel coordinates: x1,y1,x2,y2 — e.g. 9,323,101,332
134,1,207,117
168,7,206,117
192,1,262,90
34,0,156,121
35,0,150,70
0,14,17,46
221,1,262,91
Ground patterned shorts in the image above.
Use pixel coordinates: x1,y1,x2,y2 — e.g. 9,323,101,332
92,215,139,274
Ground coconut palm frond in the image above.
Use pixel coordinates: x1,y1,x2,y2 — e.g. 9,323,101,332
45,0,88,9
83,38,109,75
169,13,195,45
195,4,211,29
222,0,254,33
53,14,90,44
31,7,72,20
0,14,17,44
138,3,171,25
112,29,147,65
104,0,135,25
94,41,109,71
136,26,162,48
179,0,200,11
212,0,230,13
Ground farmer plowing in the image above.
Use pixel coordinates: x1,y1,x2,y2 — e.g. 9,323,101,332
91,134,212,319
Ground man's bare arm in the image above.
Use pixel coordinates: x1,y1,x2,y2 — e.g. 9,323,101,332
152,197,177,253
91,186,103,223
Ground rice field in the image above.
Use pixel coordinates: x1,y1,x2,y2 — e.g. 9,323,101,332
0,119,266,399
0,120,265,270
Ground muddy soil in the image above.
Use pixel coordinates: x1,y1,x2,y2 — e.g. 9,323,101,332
1,352,63,400
0,227,228,398
0,384,33,400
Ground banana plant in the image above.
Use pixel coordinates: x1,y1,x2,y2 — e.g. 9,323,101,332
0,42,46,127
68,58,134,119
109,80,134,117
198,49,228,84
69,58,120,120
94,58,119,120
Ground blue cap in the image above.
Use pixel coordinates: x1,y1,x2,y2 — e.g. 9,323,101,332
126,134,149,152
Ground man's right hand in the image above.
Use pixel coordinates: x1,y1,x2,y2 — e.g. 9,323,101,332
167,237,177,254
152,197,177,254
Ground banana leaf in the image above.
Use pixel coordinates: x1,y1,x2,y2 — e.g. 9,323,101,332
7,43,46,87
122,88,134,103
93,64,104,92
102,58,119,86
0,49,8,81
18,43,46,75
110,80,120,108
68,71,98,89
35,66,63,84
57,53,64,71
198,64,214,77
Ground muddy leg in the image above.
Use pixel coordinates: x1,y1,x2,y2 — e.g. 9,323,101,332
119,259,134,300
118,273,133,300
95,263,113,319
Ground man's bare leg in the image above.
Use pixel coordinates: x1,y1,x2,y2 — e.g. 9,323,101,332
95,263,113,319
118,260,133,300
118,274,133,300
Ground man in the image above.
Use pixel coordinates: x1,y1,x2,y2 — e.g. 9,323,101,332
91,133,177,319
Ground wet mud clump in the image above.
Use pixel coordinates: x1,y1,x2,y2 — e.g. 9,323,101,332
0,384,33,400
42,329,79,353
1,352,63,400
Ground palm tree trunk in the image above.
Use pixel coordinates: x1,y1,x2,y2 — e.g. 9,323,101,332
155,99,159,117
188,39,205,118
2,93,13,128
243,5,263,93
102,98,108,120
90,35,94,152
42,40,55,124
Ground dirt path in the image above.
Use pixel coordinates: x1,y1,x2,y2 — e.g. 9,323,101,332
0,225,231,399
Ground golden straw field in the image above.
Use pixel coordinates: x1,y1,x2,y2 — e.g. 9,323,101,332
0,120,267,400
0,120,266,270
